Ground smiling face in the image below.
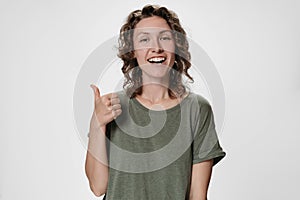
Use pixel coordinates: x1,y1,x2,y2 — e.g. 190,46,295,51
133,16,176,80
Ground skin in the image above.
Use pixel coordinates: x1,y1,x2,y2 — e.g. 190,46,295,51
85,16,214,199
133,16,180,110
133,16,175,82
85,85,121,197
190,160,214,200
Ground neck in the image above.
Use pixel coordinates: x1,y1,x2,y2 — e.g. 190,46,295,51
141,84,170,103
140,75,170,103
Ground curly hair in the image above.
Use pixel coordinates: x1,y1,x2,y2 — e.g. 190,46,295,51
118,5,194,98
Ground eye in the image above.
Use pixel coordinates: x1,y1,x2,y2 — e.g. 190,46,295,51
160,36,172,41
139,37,149,43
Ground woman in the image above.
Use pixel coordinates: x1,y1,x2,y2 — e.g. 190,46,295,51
85,5,226,200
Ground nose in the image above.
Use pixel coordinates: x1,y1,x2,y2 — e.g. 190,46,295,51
151,38,164,53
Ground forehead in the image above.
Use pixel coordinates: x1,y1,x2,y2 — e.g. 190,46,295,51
134,16,171,34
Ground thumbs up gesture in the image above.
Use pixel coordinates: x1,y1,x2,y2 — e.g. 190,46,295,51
90,84,122,130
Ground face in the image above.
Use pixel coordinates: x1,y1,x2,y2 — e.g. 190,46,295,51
133,16,176,80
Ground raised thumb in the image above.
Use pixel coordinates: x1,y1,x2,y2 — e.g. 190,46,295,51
90,84,101,101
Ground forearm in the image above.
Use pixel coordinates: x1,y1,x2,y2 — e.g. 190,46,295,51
189,189,207,200
189,159,213,200
85,121,109,197
189,193,207,200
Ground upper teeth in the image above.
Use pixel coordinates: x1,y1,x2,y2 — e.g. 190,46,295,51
148,57,165,62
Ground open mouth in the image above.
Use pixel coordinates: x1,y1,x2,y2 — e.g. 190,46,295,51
147,57,166,64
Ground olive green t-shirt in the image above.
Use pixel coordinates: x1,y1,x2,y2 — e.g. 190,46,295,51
103,91,226,200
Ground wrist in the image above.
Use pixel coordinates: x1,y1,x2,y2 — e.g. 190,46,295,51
89,125,106,137
90,111,106,128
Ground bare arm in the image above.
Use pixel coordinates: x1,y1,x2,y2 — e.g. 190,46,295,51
85,85,122,197
85,116,109,197
189,159,213,200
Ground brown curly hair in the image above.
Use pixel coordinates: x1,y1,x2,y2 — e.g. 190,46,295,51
118,5,194,98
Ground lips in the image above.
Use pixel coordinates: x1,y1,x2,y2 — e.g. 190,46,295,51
147,56,166,64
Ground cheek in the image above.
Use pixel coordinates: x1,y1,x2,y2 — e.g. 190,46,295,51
169,54,175,66
161,41,175,53
134,49,148,62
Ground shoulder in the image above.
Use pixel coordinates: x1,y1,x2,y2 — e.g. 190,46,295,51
184,93,215,124
184,92,213,111
182,93,215,130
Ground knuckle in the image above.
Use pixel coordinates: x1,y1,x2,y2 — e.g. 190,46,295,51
103,99,109,106
113,104,120,109
112,98,120,104
107,105,113,111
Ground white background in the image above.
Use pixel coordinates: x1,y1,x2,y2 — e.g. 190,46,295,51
1,0,299,199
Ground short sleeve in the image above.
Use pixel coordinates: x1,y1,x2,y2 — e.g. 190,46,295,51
192,98,226,166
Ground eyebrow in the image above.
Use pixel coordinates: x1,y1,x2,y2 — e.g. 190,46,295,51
135,32,149,37
135,30,172,38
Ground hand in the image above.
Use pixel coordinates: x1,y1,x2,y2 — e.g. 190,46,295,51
90,84,122,130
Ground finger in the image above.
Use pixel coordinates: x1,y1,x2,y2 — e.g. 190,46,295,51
103,93,118,100
106,103,121,111
90,84,101,101
106,105,113,111
109,93,118,99
111,104,121,110
112,109,122,119
103,98,111,107
103,97,120,107
110,97,120,105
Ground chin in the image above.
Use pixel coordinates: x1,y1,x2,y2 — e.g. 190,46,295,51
139,62,172,80
143,71,170,81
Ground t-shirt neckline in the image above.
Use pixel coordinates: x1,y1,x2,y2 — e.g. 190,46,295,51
131,92,192,113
